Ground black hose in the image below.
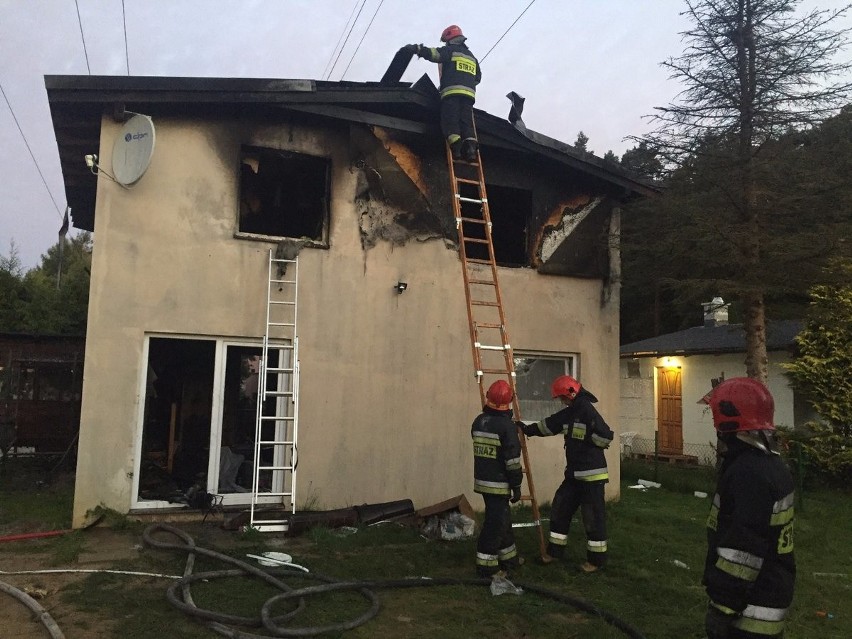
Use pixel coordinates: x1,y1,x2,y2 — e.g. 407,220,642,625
143,523,648,639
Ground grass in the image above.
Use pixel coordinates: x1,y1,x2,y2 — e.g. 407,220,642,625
1,458,850,638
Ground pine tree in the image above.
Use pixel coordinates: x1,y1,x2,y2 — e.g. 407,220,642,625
636,0,851,381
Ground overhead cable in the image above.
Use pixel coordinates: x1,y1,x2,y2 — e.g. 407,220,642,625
325,0,368,81
74,0,91,74
122,0,130,74
0,82,64,219
481,0,538,62
340,0,386,80
321,0,361,81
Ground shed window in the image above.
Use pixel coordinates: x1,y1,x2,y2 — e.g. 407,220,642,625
626,359,641,378
238,147,330,243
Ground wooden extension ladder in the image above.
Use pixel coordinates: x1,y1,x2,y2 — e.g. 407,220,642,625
446,140,547,559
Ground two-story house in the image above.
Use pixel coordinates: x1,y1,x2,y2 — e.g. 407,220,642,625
46,73,656,526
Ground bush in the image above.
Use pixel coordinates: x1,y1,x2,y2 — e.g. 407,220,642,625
778,422,852,487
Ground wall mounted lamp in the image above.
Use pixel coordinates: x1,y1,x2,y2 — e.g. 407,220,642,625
395,281,408,294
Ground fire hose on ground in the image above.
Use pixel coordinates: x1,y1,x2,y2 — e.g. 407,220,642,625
142,523,649,639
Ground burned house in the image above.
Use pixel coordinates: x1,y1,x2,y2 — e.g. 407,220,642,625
46,73,656,526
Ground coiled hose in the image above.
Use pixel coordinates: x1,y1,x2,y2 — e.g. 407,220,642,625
143,523,648,639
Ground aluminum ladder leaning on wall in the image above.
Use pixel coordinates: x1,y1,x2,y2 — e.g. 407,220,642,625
445,137,547,560
250,248,300,532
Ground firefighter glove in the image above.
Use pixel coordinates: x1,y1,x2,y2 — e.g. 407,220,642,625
510,486,522,503
403,44,420,55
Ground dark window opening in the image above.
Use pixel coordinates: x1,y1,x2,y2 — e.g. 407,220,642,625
238,146,330,243
626,359,641,378
457,183,531,267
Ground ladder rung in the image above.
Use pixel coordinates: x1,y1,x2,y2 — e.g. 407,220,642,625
480,368,512,374
257,441,295,446
476,322,503,329
271,258,296,264
460,216,487,224
469,278,496,285
476,344,509,351
464,238,490,245
266,367,295,372
459,196,483,204
466,258,493,265
260,415,296,421
264,390,294,397
270,301,296,306
268,322,296,327
471,300,499,307
455,177,480,185
257,467,295,473
271,279,296,284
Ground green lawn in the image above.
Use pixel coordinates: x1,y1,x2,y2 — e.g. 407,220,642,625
0,458,850,638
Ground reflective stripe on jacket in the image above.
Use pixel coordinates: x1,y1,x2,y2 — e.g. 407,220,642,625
704,443,796,621
523,390,613,482
423,43,481,100
472,406,522,496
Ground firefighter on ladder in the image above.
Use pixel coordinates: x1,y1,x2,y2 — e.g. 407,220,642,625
521,375,613,572
700,378,795,639
471,380,524,577
404,25,481,162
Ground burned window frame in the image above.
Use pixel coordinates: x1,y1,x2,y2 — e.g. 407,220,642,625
236,145,331,247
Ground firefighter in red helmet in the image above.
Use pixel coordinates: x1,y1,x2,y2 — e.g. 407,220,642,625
520,374,614,572
404,25,481,161
701,378,795,639
471,379,524,577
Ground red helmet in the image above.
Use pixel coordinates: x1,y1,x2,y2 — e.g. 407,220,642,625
441,25,464,42
704,377,775,433
551,375,581,400
486,380,514,410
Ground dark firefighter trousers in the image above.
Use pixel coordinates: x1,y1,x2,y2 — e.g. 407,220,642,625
440,95,476,146
476,493,520,577
547,478,607,567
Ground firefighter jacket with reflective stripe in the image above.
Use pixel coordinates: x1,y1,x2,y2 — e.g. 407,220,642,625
522,390,613,482
421,42,481,100
704,440,796,632
472,406,523,497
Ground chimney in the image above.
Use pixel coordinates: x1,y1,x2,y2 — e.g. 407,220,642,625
703,296,729,327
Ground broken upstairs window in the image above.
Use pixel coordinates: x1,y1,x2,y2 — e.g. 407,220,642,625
238,146,330,243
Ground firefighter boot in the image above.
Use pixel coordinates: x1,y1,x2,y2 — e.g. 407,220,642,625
450,139,463,160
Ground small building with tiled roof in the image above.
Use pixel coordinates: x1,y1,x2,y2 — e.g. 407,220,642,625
619,298,807,462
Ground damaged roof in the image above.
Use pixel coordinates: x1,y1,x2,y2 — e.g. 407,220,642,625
620,320,802,358
45,73,659,231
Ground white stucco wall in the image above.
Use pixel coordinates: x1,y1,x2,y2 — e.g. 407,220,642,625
619,351,796,453
73,115,622,525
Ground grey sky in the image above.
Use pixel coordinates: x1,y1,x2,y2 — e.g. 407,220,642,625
1,0,848,270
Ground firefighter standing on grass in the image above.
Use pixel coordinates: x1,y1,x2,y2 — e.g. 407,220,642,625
521,375,613,572
404,25,481,162
471,380,524,577
701,378,795,639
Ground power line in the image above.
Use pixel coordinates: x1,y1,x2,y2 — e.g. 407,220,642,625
122,0,130,75
321,0,361,81
0,81,64,220
340,0,386,80
481,0,537,62
325,0,368,81
74,0,91,74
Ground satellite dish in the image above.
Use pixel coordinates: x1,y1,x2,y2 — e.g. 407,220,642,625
112,114,156,186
